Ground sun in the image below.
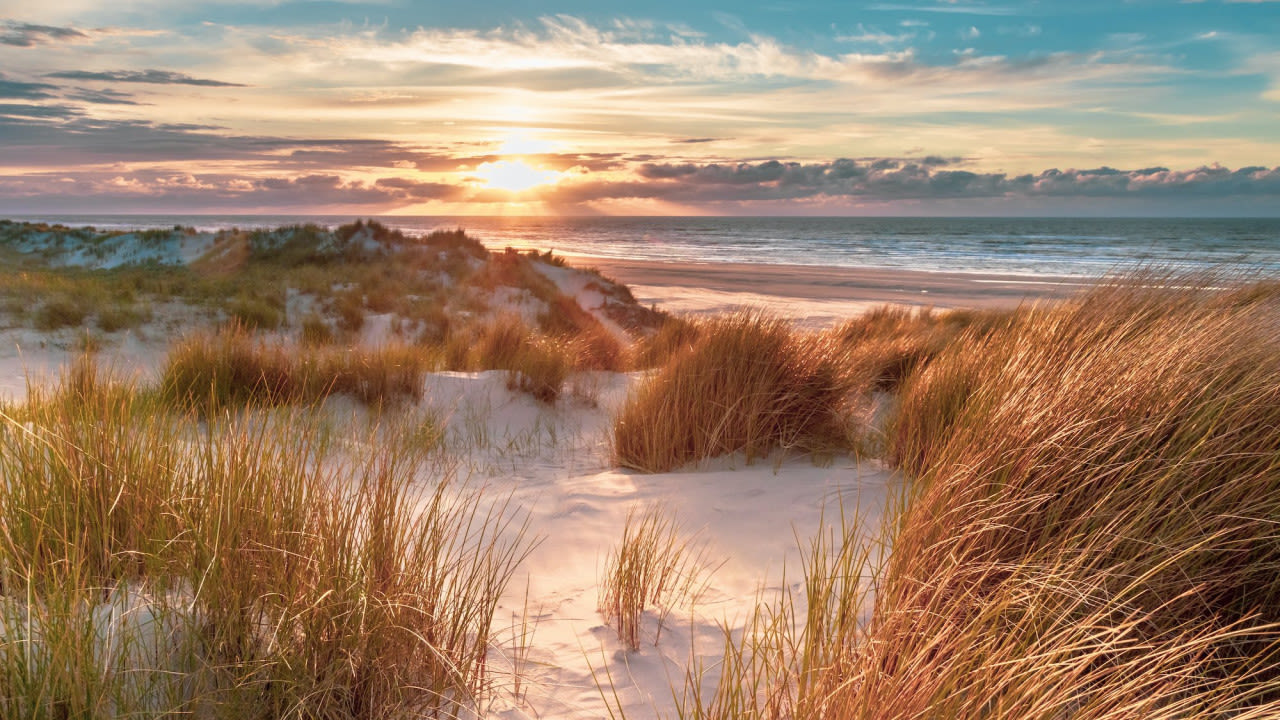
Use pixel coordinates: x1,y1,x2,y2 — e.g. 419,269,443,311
472,159,561,193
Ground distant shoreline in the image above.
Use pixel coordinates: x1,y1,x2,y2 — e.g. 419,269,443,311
585,256,1088,311
9,215,1280,280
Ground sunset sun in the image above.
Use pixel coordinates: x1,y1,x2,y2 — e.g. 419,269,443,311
472,159,561,193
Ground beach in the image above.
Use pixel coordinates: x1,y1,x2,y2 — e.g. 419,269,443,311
4,221,1279,719
586,257,1086,326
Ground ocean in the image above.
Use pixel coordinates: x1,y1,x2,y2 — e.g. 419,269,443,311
12,215,1280,278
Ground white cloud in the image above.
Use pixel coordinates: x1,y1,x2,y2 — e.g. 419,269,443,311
836,23,916,45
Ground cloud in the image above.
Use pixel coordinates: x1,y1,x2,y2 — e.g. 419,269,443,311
374,177,467,200
63,87,144,105
0,102,82,118
0,20,87,47
2,159,1277,214
45,69,246,87
0,170,412,212
552,160,1280,205
866,3,1020,15
0,74,58,99
836,24,916,45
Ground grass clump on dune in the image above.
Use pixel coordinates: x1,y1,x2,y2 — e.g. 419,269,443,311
0,356,532,718
440,313,604,403
834,303,1014,392
613,312,854,472
161,323,431,410
674,276,1280,719
599,505,708,651
630,314,699,371
850,279,1280,717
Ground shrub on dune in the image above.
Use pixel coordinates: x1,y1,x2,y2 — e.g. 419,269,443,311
613,312,853,472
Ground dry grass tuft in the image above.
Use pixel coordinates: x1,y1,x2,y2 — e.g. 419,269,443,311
569,322,627,372
613,312,854,472
846,278,1280,716
599,504,708,651
664,275,1280,719
833,304,1014,392
0,356,531,718
161,324,429,410
505,336,573,404
630,315,699,370
674,499,881,719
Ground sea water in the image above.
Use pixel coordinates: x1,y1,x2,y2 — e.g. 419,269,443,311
12,215,1280,278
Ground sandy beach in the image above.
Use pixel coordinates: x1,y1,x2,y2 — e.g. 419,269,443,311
585,257,1087,326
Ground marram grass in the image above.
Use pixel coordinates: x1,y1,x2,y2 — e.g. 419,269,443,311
599,504,710,651
0,356,532,719
661,276,1280,720
613,311,854,472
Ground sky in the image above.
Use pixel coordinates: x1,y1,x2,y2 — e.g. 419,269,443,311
0,0,1278,216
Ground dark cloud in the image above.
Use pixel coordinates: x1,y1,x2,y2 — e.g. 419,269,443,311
64,87,144,105
553,160,1280,205
0,99,1275,214
45,69,246,88
0,74,58,100
0,102,83,119
0,170,413,212
0,113,425,168
0,21,87,47
375,177,466,200
3,159,1278,214
673,137,719,144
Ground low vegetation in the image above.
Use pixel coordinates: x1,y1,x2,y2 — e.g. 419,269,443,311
613,312,854,472
0,220,653,369
161,324,432,410
7,218,1280,718
0,356,532,719
664,277,1280,719
599,505,708,651
2,219,658,406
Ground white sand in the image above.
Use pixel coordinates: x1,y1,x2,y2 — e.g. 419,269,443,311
413,370,889,719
